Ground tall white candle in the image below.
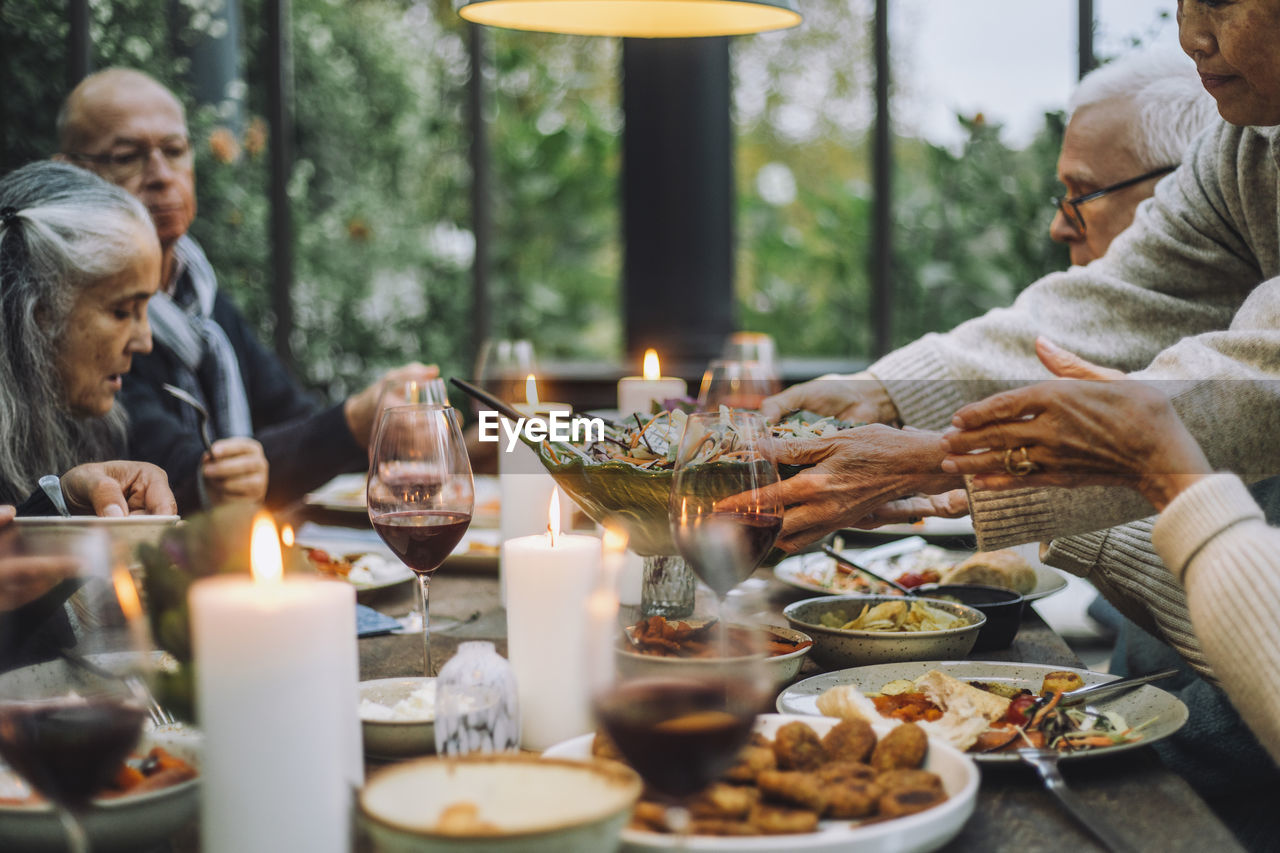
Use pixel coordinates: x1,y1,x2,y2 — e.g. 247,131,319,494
499,374,572,604
504,492,601,750
618,349,687,415
190,515,358,853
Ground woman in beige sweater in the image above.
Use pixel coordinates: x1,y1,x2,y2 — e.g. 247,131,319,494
941,336,1280,764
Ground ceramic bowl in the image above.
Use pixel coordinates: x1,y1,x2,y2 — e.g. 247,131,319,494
920,584,1025,651
359,677,437,759
359,753,642,853
13,514,179,567
616,623,813,687
783,594,984,669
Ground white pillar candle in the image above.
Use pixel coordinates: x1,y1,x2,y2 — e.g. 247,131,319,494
617,349,687,415
190,516,358,853
503,495,601,750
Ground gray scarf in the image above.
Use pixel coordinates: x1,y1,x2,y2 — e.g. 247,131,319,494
146,236,253,440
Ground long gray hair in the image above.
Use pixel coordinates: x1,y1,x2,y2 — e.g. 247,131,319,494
0,161,155,505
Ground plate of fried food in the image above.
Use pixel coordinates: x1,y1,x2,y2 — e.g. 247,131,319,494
542,713,979,852
776,661,1188,764
775,545,1066,603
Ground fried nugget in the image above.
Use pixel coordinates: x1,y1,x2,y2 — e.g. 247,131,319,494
629,801,670,832
689,783,759,819
723,743,777,783
824,780,884,819
749,802,821,835
756,770,827,812
591,728,625,763
870,722,928,771
822,718,877,763
878,785,947,818
876,768,944,795
690,818,761,836
817,761,877,784
773,721,825,770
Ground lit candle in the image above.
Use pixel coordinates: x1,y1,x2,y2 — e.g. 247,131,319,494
190,513,359,853
499,374,572,604
617,349,687,415
503,490,602,750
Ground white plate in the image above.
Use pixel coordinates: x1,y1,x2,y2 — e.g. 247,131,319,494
843,516,975,541
304,474,501,528
542,713,978,853
295,523,499,581
774,550,1067,603
775,661,1189,764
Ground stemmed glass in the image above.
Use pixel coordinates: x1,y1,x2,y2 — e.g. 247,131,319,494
669,411,784,608
0,525,153,853
696,359,781,412
374,375,450,411
474,339,537,406
367,404,474,675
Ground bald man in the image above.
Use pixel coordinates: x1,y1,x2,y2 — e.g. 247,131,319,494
57,69,436,513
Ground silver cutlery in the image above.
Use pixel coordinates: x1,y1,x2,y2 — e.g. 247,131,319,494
820,544,918,596
1019,747,1138,853
161,384,214,453
38,474,70,517
1056,668,1179,707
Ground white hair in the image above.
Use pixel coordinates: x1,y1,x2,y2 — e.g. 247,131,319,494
1068,49,1219,169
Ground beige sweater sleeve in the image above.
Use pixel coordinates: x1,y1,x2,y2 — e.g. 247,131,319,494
1152,473,1280,764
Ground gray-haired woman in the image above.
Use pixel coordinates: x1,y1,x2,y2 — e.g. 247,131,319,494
0,160,174,515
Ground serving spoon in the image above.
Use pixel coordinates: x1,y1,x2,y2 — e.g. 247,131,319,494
162,384,214,454
820,544,917,596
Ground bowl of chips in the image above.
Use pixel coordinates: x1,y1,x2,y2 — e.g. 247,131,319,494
783,594,984,669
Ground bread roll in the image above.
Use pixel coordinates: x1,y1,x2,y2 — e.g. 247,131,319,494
939,549,1036,594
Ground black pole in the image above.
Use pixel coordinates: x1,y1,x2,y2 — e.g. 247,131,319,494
1078,0,1095,80
467,23,491,372
870,0,892,358
67,0,92,87
265,0,295,371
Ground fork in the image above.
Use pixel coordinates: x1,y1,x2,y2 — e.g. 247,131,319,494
60,650,176,728
1018,748,1137,853
161,384,214,453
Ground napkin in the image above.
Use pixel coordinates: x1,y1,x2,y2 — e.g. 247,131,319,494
356,604,401,638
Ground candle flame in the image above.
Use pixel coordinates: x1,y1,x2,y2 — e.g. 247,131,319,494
250,512,284,584
547,487,561,547
281,524,295,547
643,349,661,381
525,374,540,407
111,567,143,621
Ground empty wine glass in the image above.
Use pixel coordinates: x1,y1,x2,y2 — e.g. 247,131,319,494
0,524,153,853
374,375,450,411
669,411,784,609
696,359,781,412
721,332,780,377
367,404,475,675
474,339,537,406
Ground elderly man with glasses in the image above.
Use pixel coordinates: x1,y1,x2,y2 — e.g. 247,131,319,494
56,69,437,514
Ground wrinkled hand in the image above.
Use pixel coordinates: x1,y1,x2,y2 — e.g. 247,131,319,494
939,338,1212,510
760,371,900,425
0,504,79,610
720,424,961,552
61,461,177,516
848,489,970,528
202,437,269,505
346,362,441,449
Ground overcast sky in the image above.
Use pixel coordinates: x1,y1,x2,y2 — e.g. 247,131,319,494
892,0,1180,147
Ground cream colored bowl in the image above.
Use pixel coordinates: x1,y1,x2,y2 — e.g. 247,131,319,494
360,754,642,853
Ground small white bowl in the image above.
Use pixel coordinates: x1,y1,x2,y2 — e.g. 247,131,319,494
359,677,437,759
360,753,642,853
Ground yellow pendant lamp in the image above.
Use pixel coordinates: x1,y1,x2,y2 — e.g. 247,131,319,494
457,0,801,38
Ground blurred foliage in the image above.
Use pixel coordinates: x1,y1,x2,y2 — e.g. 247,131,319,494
2,0,1067,386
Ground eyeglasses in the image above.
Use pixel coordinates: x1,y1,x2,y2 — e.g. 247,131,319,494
1052,165,1178,235
66,138,194,182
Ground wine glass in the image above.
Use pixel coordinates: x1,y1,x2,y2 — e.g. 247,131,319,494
0,524,153,853
669,411,784,607
696,359,781,412
474,338,537,406
374,375,450,410
367,404,475,675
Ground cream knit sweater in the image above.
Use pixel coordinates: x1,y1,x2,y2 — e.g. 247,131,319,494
1152,473,1280,763
864,120,1280,681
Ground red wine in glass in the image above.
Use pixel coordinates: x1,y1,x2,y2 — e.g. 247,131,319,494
370,510,472,576
595,678,758,799
673,510,782,597
0,697,146,808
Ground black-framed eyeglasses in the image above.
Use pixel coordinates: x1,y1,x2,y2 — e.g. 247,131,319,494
1052,165,1178,235
66,138,193,182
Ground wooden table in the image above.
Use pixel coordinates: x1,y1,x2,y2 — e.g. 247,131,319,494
346,567,1243,853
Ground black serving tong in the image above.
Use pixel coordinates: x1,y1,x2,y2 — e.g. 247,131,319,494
449,377,591,461
820,544,918,596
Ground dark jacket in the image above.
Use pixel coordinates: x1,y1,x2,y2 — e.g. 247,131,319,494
120,291,364,513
